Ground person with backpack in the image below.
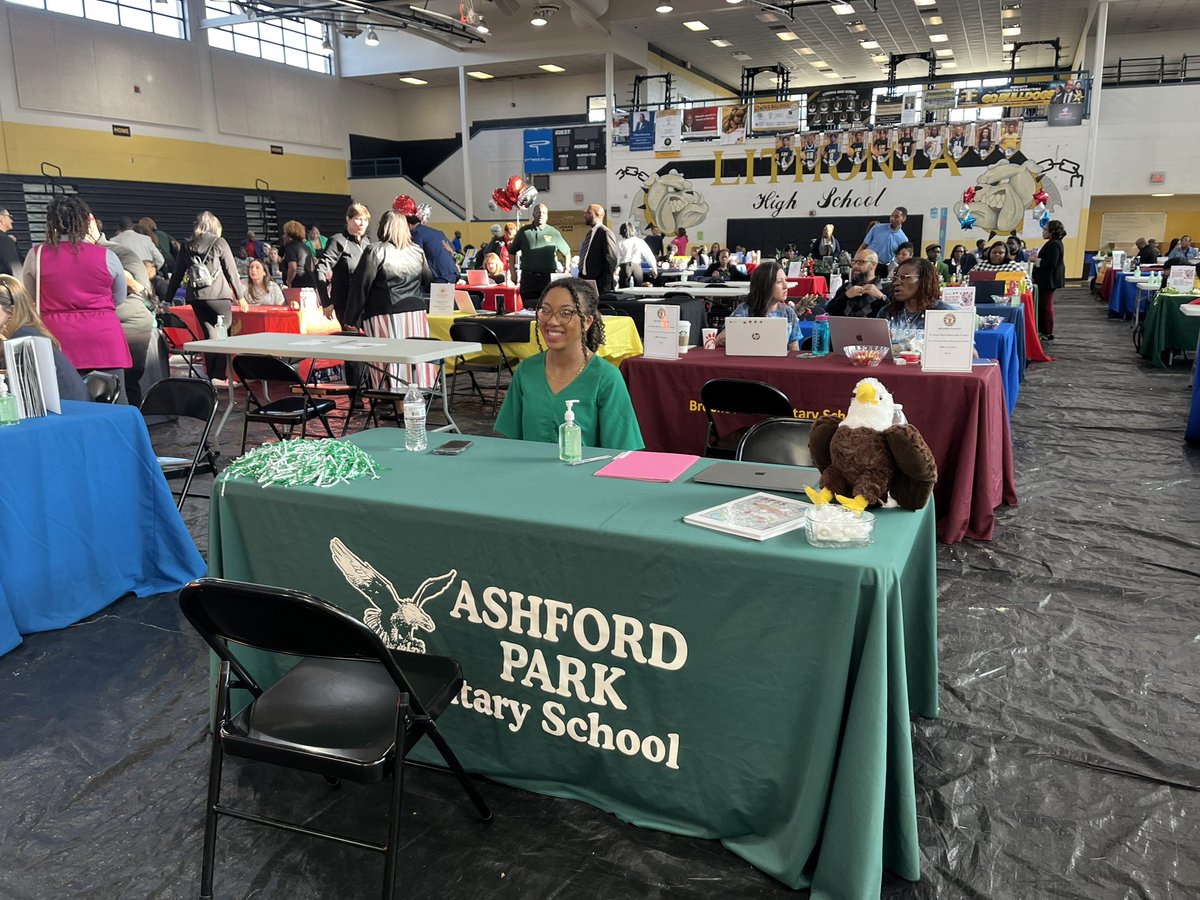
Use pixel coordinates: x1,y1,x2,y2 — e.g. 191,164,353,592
165,210,244,384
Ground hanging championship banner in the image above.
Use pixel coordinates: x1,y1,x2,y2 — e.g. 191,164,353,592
682,106,720,138
998,118,1024,158
1047,79,1087,127
874,97,904,126
806,88,872,131
923,89,957,111
751,100,801,134
654,109,682,153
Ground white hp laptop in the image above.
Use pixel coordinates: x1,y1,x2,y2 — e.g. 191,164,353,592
724,316,790,357
828,316,893,357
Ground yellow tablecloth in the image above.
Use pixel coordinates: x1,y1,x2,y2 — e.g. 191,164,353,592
428,312,643,369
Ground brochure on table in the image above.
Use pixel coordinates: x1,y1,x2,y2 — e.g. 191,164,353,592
921,309,975,372
2,334,60,417
643,304,681,359
941,285,977,309
429,283,456,316
1167,266,1196,292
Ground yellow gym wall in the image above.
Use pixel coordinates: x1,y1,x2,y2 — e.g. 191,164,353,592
0,121,348,195
1083,195,1200,249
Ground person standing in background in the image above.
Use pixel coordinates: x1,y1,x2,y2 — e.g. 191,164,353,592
617,223,657,287
305,225,328,260
1033,220,1065,342
451,230,463,255
513,203,570,307
858,207,909,267
644,225,665,261
0,208,21,279
280,220,315,289
669,227,689,259
317,201,372,325
392,195,458,284
577,203,619,294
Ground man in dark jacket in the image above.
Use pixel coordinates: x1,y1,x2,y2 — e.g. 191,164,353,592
577,203,620,294
825,249,889,317
316,201,372,324
393,195,458,284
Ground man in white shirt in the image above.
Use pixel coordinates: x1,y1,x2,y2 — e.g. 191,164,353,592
110,216,164,278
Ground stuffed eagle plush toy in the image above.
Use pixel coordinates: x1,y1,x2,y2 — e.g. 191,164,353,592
805,377,937,511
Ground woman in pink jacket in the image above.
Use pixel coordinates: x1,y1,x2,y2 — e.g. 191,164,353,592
23,195,130,400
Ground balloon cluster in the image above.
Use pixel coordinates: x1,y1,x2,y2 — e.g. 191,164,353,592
489,175,539,213
391,195,431,225
1032,187,1051,228
955,187,977,230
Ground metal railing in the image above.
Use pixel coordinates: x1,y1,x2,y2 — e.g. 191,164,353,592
1102,55,1200,86
348,157,403,178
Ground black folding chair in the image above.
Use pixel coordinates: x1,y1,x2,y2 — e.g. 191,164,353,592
736,417,814,467
361,337,447,430
700,378,794,459
231,355,337,454
157,310,206,379
83,371,120,403
139,377,220,510
448,321,514,415
178,578,492,900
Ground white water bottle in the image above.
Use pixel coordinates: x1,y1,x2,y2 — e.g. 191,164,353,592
403,381,427,451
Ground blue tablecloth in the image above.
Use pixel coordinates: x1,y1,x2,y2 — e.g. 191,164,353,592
1107,272,1149,319
0,401,206,656
1187,356,1200,445
974,323,1019,417
975,303,1027,383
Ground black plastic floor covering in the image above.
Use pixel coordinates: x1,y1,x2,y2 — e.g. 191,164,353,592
2,285,1198,899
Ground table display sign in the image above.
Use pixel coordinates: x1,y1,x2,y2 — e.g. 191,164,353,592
643,304,680,359
941,285,977,309
1167,266,1196,292
429,283,456,316
787,261,804,277
922,309,976,372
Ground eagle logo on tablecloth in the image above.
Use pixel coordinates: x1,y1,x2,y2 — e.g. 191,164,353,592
330,538,457,653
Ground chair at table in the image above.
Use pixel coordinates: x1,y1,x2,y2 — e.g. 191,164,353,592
360,336,448,430
448,321,514,415
178,577,492,900
139,377,219,510
231,355,337,453
83,371,121,403
700,378,794,459
736,417,813,467
157,310,206,379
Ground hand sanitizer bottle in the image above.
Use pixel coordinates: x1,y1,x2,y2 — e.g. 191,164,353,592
0,374,19,426
559,399,581,463
215,315,228,340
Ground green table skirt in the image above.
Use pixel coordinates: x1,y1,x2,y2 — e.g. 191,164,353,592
1140,293,1200,369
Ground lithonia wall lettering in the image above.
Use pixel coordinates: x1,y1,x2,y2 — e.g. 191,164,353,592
448,580,688,770
606,120,1092,251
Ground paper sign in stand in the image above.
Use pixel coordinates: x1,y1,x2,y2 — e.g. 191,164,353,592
2,334,60,417
787,261,804,278
643,304,681,359
921,309,975,372
429,283,456,316
941,285,977,309
1167,265,1196,293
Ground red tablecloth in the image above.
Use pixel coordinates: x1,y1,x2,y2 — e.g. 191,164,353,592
787,276,829,299
1019,291,1052,362
1099,268,1117,302
165,304,342,377
459,282,522,313
622,351,1017,543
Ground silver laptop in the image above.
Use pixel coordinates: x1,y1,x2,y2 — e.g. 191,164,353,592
828,316,893,357
724,316,790,357
693,461,819,494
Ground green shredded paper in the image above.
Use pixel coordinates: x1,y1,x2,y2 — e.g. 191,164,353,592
220,439,382,490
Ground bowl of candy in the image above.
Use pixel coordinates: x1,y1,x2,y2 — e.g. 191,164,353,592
977,315,1003,330
843,344,888,367
804,506,875,549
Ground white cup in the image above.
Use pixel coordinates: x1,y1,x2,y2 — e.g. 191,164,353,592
701,327,718,350
678,320,691,352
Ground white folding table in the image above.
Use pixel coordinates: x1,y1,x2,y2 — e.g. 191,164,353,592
185,332,482,439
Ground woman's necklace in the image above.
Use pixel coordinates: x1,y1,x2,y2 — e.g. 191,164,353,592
546,351,590,388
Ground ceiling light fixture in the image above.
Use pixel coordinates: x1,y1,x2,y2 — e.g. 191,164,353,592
530,4,558,26
1002,42,1015,51
930,33,948,42
710,37,732,47
935,48,953,57
777,31,798,41
467,70,494,79
683,20,709,31
830,2,854,14
655,2,673,12
796,46,814,54
859,39,879,49
1001,4,1021,18
941,60,957,68
731,51,752,60
870,53,887,62
810,60,829,68
1002,24,1021,36
398,75,427,85
539,63,566,72
476,17,488,33
824,70,840,77
845,19,867,32
726,0,744,4
914,0,936,6
364,27,379,46
924,14,943,24
1151,193,1175,197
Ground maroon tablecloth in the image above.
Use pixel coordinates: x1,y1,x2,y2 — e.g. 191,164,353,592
622,350,1018,543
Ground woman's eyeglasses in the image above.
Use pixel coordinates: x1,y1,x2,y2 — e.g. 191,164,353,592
893,274,921,281
536,306,579,322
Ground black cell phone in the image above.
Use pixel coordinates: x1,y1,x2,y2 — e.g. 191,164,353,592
432,440,473,455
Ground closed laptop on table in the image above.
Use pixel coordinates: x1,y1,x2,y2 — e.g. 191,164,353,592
724,317,789,357
692,461,819,494
828,316,893,357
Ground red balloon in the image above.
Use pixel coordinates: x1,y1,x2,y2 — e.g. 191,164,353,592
492,188,514,211
506,175,525,196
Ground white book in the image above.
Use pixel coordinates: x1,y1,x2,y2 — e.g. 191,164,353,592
2,335,59,417
684,492,810,541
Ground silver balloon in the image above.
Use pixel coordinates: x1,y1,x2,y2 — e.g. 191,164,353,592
487,198,498,212
517,185,539,210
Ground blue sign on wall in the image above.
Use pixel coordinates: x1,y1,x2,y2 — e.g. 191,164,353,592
524,129,555,174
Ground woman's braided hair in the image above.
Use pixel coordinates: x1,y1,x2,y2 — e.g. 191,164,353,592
534,277,606,354
44,195,92,250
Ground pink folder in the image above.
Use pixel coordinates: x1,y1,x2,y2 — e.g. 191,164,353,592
594,450,701,483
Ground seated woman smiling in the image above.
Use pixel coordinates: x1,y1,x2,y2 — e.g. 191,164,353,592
495,277,643,451
876,257,952,328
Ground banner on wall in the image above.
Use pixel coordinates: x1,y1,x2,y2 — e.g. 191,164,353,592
654,109,682,152
874,98,904,126
923,89,957,112
774,134,797,173
1047,78,1087,127
682,106,720,138
805,88,872,131
612,112,630,141
629,111,655,152
721,104,748,143
998,118,1024,158
523,128,555,174
958,82,1060,109
751,100,801,134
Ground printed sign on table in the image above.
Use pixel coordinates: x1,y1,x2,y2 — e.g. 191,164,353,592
1168,266,1196,292
941,285,977,309
643,304,680,360
922,309,976,372
429,282,456,316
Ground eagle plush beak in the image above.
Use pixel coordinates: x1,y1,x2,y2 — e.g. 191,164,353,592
855,381,879,405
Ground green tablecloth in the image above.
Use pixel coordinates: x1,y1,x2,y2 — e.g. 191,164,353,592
1140,293,1200,368
208,431,939,898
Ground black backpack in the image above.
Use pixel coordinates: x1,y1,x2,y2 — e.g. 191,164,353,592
186,242,218,291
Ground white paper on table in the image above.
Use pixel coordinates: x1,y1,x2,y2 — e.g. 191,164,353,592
941,285,977,309
921,309,975,372
643,304,681,360
1167,266,1196,292
787,261,804,278
429,283,456,316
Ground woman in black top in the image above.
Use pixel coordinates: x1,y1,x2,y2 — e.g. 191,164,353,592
281,219,314,289
1033,221,1066,341
316,202,371,325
